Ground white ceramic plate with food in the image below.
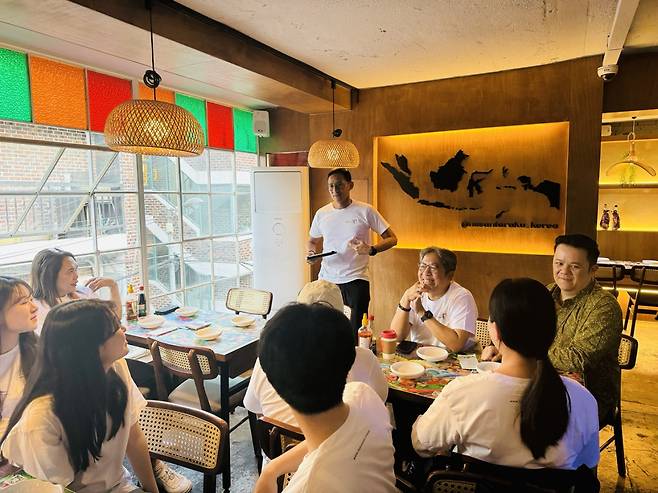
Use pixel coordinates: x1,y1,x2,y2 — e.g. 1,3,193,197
232,315,255,327
476,361,502,373
416,346,449,363
138,314,165,329
175,306,199,318
196,326,223,341
390,361,425,380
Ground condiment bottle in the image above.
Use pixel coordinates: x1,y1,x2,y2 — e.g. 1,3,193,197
358,313,372,349
125,283,137,321
137,285,147,318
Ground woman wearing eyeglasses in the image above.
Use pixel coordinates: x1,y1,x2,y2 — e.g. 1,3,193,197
0,277,38,437
1,299,158,493
390,246,478,353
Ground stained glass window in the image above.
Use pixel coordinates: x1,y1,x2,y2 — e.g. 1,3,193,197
233,109,257,153
87,71,132,132
207,102,234,150
175,93,208,145
0,48,31,122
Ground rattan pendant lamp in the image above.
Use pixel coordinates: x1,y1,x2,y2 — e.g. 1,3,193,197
104,1,204,157
308,81,359,168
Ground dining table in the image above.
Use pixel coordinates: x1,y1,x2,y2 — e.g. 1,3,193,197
0,463,73,492
125,309,265,491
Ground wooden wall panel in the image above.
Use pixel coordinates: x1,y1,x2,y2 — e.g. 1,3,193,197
597,231,658,261
307,57,604,324
603,53,658,113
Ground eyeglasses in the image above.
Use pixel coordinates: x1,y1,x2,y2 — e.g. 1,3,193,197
418,263,441,274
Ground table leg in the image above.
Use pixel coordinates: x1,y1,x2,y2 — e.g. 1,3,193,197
220,363,231,491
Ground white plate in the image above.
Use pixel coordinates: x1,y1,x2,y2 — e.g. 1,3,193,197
175,306,199,317
4,479,65,492
232,315,255,327
416,346,449,362
476,361,502,373
196,326,223,341
390,361,425,380
138,315,164,329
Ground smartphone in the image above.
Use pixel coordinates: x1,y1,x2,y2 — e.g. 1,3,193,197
306,250,337,261
396,340,418,355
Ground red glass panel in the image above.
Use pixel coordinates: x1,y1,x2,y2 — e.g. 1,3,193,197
207,102,234,150
87,70,132,132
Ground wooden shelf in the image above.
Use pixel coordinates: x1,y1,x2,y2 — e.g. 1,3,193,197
597,229,658,233
599,183,658,189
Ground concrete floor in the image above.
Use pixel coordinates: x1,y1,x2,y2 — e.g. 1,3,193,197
160,318,658,492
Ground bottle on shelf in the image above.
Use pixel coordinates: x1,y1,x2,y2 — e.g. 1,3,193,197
599,203,610,230
612,204,621,231
357,313,372,349
137,285,147,318
125,283,137,321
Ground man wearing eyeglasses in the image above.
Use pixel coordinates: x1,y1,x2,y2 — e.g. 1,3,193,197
391,247,478,353
308,168,397,337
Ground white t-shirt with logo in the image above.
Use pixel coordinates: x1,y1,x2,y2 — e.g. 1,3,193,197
407,282,478,349
244,347,388,427
282,382,397,493
309,201,389,284
2,358,147,493
411,372,600,469
0,345,26,437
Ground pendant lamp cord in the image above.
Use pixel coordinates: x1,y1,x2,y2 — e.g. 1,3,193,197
143,0,162,99
332,80,335,134
149,8,155,99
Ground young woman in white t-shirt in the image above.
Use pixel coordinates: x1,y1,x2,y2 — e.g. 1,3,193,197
412,278,600,470
31,248,122,332
0,277,38,437
1,299,158,493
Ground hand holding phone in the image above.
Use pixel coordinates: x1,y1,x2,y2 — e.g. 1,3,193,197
306,250,337,262
396,340,418,355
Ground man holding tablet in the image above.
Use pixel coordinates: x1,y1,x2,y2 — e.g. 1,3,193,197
307,168,397,338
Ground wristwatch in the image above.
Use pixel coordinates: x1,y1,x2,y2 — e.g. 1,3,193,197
420,310,434,322
369,246,377,256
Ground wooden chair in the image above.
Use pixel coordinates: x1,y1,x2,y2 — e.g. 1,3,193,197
423,453,599,493
139,400,228,493
594,263,625,299
625,265,658,337
600,333,639,477
253,414,305,491
226,287,273,319
475,319,491,348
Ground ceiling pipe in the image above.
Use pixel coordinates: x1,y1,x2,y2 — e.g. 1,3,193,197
602,0,641,67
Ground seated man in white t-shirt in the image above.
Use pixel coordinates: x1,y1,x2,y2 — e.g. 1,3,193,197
253,303,396,493
390,246,478,352
244,280,388,427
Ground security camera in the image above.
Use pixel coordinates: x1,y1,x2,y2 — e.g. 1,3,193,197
597,64,618,81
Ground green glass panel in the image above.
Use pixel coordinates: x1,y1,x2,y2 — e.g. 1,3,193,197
175,93,208,145
0,48,31,122
233,109,257,153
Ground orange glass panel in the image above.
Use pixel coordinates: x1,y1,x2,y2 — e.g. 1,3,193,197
138,82,175,103
29,56,87,129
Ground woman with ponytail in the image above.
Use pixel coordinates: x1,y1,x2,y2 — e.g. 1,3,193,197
1,299,158,493
411,278,599,469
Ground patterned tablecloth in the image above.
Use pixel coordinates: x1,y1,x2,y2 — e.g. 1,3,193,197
0,469,74,492
380,351,474,400
126,310,264,356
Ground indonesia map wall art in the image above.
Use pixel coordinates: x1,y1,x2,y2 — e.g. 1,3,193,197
374,122,569,254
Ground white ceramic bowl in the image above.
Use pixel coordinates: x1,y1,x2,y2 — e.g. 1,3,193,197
175,306,199,317
138,315,165,329
232,315,255,327
196,326,223,341
390,361,425,380
476,361,502,373
416,346,449,362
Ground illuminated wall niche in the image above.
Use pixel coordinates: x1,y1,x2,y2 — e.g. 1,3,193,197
374,122,569,255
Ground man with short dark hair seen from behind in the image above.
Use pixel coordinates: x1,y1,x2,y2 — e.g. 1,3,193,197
253,303,396,493
308,168,397,338
482,233,622,424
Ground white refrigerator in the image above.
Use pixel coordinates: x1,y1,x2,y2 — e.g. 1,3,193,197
251,167,310,311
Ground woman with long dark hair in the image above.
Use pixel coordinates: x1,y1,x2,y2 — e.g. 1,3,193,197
31,248,122,332
412,278,600,469
0,277,38,436
1,299,158,493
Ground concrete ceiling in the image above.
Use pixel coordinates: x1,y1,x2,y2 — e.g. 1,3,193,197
178,0,658,88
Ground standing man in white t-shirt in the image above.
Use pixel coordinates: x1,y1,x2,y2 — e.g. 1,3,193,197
253,303,396,493
391,246,478,353
308,168,397,337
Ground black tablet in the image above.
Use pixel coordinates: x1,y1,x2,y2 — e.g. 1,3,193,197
306,250,337,261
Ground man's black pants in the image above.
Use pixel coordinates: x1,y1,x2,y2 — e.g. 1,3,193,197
338,279,370,342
